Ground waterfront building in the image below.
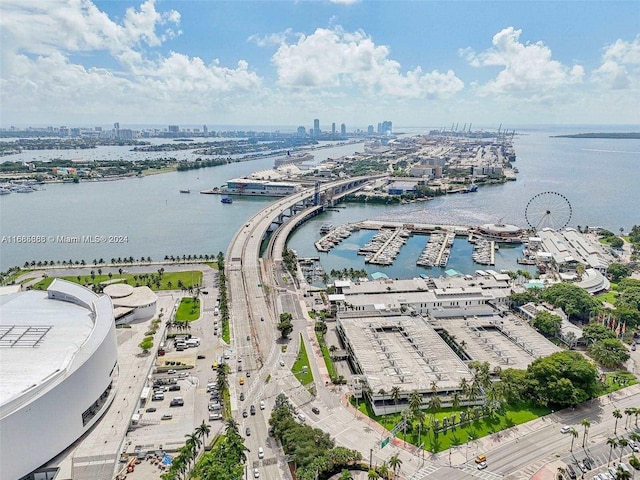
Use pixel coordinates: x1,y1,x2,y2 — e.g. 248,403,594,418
314,118,320,137
340,123,346,136
222,178,301,196
332,122,336,135
534,228,612,274
104,283,158,323
0,280,118,480
297,126,306,137
168,125,179,134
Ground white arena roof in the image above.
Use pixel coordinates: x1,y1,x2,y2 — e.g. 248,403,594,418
0,284,105,408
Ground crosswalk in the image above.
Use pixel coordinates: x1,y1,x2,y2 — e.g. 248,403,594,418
405,463,441,480
458,464,504,479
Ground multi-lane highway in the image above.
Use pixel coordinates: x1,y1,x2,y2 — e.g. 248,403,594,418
225,177,378,479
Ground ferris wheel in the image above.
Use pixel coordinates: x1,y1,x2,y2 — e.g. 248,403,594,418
525,192,572,231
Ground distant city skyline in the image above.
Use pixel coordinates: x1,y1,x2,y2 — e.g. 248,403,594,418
1,1,639,127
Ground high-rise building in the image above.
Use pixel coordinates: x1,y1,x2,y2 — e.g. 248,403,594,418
313,119,320,137
378,121,392,134
168,125,179,134
367,125,374,135
113,122,120,130
297,126,306,137
331,123,336,135
340,123,346,136
203,125,208,136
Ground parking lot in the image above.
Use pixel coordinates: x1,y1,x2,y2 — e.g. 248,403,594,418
122,272,228,477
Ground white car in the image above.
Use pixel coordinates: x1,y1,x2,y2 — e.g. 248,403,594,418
560,426,571,434
258,447,264,459
477,462,487,470
254,468,260,478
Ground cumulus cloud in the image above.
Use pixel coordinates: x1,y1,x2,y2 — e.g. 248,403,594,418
0,0,262,123
592,35,640,90
271,27,463,98
462,27,584,95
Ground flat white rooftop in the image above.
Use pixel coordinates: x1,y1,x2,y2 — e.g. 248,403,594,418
0,290,94,407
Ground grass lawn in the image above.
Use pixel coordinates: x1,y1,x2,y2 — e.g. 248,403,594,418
32,270,203,291
599,371,638,395
292,334,314,386
597,291,618,304
315,331,337,379
175,297,201,321
350,397,550,453
1,268,31,285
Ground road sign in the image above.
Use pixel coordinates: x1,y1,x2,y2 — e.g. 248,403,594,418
381,437,390,449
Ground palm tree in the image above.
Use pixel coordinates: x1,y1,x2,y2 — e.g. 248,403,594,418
618,438,629,464
408,390,422,415
615,466,632,480
607,437,619,467
377,462,391,480
569,427,578,452
624,407,634,430
390,386,401,412
581,418,591,448
613,409,623,435
196,420,211,443
388,453,403,479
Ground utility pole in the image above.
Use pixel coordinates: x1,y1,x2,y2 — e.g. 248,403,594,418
370,448,373,469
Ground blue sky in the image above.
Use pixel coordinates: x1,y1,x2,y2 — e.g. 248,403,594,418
1,0,639,128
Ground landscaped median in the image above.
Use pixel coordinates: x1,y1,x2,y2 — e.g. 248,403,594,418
292,333,314,387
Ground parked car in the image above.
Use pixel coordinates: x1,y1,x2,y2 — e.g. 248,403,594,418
197,354,206,359
240,393,245,401
145,407,157,413
245,427,251,436
250,405,256,415
167,369,176,375
161,414,173,420
243,409,248,418
312,407,320,415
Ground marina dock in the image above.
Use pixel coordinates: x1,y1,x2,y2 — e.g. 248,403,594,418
417,232,455,267
358,227,410,265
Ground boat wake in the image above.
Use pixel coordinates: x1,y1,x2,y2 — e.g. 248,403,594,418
582,148,640,154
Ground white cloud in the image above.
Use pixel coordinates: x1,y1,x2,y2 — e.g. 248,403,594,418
328,0,360,4
0,0,263,123
271,27,463,98
247,29,293,48
0,0,181,65
462,27,584,95
592,35,640,90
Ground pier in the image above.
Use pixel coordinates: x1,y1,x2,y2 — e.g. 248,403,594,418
360,228,410,265
417,232,455,267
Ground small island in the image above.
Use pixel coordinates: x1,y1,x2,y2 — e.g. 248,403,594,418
551,132,640,139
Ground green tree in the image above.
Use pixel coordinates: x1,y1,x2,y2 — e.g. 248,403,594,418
532,310,563,337
581,418,591,448
582,322,617,345
588,338,630,368
569,427,578,452
608,263,631,282
613,409,623,436
526,350,599,408
607,437,618,467
388,453,403,479
139,336,153,354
